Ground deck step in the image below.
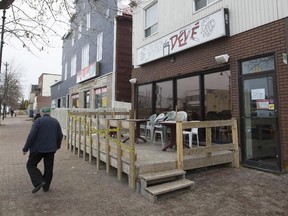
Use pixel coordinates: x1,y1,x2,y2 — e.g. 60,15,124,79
140,169,186,182
146,179,194,196
138,169,195,203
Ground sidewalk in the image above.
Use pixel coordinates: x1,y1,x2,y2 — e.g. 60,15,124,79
0,115,288,216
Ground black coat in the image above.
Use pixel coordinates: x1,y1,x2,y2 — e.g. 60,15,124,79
23,114,63,153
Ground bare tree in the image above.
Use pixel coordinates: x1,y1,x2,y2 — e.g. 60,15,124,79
0,61,23,119
3,0,136,53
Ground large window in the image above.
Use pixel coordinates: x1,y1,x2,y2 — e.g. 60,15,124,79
71,55,77,77
177,77,200,120
71,31,75,46
84,90,90,108
96,33,103,62
204,71,231,120
144,2,158,38
86,12,90,31
78,20,82,39
95,87,107,108
72,94,79,108
155,81,173,114
138,84,153,118
82,44,89,69
61,96,66,108
194,0,218,11
64,63,68,80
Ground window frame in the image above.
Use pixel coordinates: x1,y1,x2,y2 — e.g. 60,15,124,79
71,31,75,46
64,62,68,80
71,55,77,77
86,12,90,31
144,1,158,38
193,0,218,12
96,32,103,62
94,87,107,108
78,20,82,39
81,44,90,69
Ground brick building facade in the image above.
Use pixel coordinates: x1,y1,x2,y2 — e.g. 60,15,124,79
131,1,288,173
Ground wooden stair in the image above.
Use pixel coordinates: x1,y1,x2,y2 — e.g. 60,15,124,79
138,169,195,203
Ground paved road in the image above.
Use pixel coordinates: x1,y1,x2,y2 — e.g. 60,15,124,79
1,115,288,216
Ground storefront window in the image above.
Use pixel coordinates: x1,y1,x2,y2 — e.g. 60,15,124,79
177,77,200,120
204,71,231,120
72,94,79,108
61,96,66,108
155,81,173,114
95,87,107,108
84,90,90,108
242,55,275,74
137,84,152,118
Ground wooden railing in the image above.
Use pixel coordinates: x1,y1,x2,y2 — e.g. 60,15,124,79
66,111,137,189
176,118,239,169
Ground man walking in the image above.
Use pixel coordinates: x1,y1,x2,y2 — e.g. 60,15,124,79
22,107,63,193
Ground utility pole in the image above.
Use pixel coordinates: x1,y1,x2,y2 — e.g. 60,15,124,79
2,61,8,120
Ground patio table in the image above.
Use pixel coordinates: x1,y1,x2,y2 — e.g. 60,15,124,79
123,119,148,144
159,121,190,151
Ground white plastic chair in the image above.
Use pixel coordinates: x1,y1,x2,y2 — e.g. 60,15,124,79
140,114,157,139
183,120,200,147
146,113,165,141
153,111,176,147
183,128,199,148
176,111,188,121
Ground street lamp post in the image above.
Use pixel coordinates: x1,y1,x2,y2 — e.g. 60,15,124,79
0,0,15,72
0,0,14,123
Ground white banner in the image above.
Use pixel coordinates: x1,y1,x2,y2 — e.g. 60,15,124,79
136,8,229,65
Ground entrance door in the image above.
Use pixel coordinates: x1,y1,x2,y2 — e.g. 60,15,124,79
240,55,280,172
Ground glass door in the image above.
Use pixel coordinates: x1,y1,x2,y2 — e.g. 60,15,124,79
240,55,280,172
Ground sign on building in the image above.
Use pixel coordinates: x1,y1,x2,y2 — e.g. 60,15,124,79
136,8,229,66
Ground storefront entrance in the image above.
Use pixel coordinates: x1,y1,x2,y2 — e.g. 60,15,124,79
240,55,280,172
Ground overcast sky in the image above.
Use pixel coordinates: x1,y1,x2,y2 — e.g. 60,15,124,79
3,37,63,100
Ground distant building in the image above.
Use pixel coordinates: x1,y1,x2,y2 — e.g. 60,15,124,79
51,0,133,110
28,73,61,116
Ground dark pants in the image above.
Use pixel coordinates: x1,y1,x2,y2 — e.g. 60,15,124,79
26,152,55,190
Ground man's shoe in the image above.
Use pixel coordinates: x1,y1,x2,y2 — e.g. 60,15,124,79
32,182,46,194
43,188,49,192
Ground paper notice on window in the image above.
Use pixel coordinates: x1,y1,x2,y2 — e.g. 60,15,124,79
256,100,269,109
251,89,265,100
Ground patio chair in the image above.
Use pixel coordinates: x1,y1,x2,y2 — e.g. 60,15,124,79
153,111,176,148
176,111,188,121
140,114,157,139
146,113,165,141
183,127,199,148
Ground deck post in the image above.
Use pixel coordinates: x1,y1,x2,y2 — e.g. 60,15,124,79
128,122,136,189
117,120,123,181
176,121,184,170
83,116,87,161
232,118,240,168
88,117,93,163
105,119,110,174
78,116,81,157
96,117,101,170
66,111,70,150
73,117,77,154
205,127,212,157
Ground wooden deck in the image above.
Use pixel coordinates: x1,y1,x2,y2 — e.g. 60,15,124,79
133,139,233,175
66,111,239,190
